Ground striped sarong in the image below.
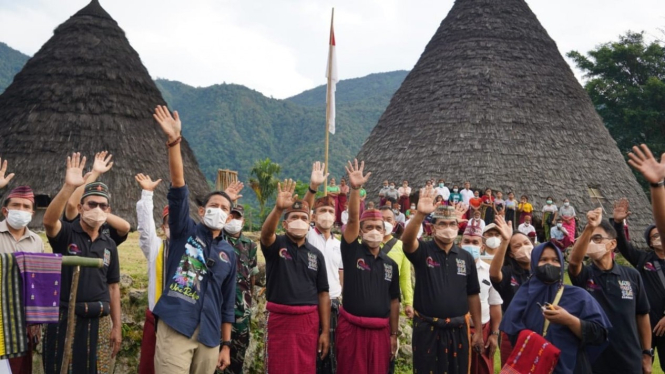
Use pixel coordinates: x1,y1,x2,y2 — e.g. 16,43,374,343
14,252,62,323
0,253,27,359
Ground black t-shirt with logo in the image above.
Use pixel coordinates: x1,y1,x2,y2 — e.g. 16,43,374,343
262,234,329,305
340,237,400,318
570,262,649,374
48,219,120,303
491,257,530,313
405,240,480,318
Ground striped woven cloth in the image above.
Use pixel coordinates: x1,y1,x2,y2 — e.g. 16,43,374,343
14,252,62,324
0,253,27,359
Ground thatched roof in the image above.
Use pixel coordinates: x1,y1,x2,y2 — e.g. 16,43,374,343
0,0,210,228
356,0,653,247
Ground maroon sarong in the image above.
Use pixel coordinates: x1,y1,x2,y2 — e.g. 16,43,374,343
138,308,156,374
337,194,347,225
336,306,390,374
500,332,513,367
399,196,409,213
470,322,493,374
266,302,319,374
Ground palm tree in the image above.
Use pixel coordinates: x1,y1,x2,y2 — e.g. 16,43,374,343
249,158,281,222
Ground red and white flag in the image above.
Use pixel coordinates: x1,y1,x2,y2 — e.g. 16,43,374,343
326,15,338,135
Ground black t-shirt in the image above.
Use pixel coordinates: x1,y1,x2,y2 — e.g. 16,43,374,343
405,240,480,318
340,237,400,318
262,235,329,305
570,262,649,373
614,220,665,329
48,219,120,303
491,257,530,313
64,214,128,247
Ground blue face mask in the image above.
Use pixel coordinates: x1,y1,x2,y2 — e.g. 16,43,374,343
462,245,481,260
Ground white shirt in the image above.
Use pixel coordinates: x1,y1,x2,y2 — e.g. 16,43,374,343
136,190,163,311
460,188,475,205
434,186,450,201
476,260,503,324
518,223,536,236
395,212,406,224
341,210,349,225
306,228,343,298
405,218,423,239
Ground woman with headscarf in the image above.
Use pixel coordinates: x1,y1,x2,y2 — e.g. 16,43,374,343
500,242,611,374
489,216,534,366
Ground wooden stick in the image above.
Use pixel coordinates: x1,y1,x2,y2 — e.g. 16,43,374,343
324,7,334,197
60,265,81,373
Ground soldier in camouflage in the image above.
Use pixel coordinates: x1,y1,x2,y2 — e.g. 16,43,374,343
217,205,258,374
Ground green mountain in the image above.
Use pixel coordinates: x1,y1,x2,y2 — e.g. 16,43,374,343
155,70,408,184
0,42,29,93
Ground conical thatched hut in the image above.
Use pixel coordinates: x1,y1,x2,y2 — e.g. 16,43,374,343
0,0,210,228
357,0,653,246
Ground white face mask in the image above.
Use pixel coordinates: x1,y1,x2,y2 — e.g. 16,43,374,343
384,221,394,235
513,244,533,262
653,237,662,250
6,210,32,229
224,219,243,235
362,229,383,248
485,236,501,249
81,208,107,228
203,208,228,230
316,212,334,230
556,223,563,228
410,205,416,210
435,227,457,243
286,219,310,238
587,242,609,260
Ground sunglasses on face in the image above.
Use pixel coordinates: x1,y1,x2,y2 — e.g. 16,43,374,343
85,201,109,210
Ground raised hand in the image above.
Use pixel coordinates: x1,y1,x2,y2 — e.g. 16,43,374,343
65,153,87,188
224,181,244,201
276,179,297,209
455,203,469,222
92,151,113,174
309,161,329,188
0,158,15,189
153,105,182,142
417,186,437,215
494,215,513,240
628,144,665,184
344,159,371,189
135,173,162,192
613,198,630,223
586,208,603,228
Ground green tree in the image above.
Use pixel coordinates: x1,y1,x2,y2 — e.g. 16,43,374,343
249,158,281,222
567,31,665,188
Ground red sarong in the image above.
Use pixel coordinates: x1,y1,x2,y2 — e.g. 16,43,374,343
138,308,157,374
336,306,390,374
266,302,319,374
470,322,493,374
500,332,513,367
500,330,560,374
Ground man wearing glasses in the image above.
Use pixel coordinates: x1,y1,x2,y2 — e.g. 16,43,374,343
568,207,652,374
402,188,483,374
43,153,122,374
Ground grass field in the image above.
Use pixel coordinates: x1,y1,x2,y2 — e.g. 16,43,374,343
42,232,665,373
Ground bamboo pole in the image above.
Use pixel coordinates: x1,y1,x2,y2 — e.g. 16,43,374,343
60,265,80,373
324,8,334,197
60,257,103,372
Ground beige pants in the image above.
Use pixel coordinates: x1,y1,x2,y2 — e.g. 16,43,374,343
154,319,219,374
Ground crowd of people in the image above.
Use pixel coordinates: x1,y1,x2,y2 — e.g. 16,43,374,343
0,104,664,374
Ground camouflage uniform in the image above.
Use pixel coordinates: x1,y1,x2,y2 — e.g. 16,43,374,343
218,234,258,374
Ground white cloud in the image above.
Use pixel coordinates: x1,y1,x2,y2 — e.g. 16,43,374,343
0,0,662,98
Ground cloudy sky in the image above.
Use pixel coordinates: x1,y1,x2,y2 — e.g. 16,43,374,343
0,0,662,98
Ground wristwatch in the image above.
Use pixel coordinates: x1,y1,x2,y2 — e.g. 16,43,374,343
390,331,401,337
221,340,233,348
643,348,655,357
491,331,500,336
650,180,665,188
